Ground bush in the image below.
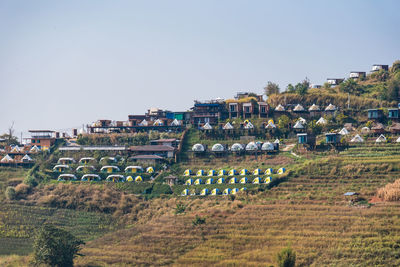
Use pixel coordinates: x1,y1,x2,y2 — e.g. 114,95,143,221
192,215,206,226
276,246,296,267
24,175,38,187
152,184,173,195
15,183,31,198
5,186,16,200
174,203,186,215
32,224,84,267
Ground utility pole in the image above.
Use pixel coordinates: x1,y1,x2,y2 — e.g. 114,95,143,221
347,93,350,109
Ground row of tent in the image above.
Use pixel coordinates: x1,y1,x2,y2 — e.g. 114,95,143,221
139,119,181,127
53,165,155,173
183,168,285,176
1,154,33,163
349,134,399,143
181,187,247,196
5,145,41,153
275,103,337,112
185,177,271,185
57,157,126,165
192,141,280,152
57,174,143,182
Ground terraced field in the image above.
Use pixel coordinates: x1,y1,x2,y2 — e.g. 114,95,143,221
0,204,115,255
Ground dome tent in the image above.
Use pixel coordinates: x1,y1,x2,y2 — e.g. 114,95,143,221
185,179,194,185
125,166,143,173
192,144,205,152
240,177,248,184
196,170,205,176
208,170,217,176
146,166,155,173
206,178,214,185
211,143,224,152
229,169,238,176
265,168,273,175
261,142,274,151
229,177,238,184
217,178,225,184
100,166,120,173
194,178,203,185
277,167,286,174
81,174,101,181
200,188,209,196
181,189,189,196
106,175,125,182
396,136,400,143
211,188,221,195
230,143,244,152
252,177,262,184
351,134,364,143
245,142,258,151
240,169,249,175
274,139,280,144
264,177,272,184
57,157,76,164
218,169,227,176
57,174,77,181
126,176,134,182
223,188,232,195
231,188,239,194
53,165,70,172
135,176,143,182
253,168,262,175
30,145,40,153
184,169,192,176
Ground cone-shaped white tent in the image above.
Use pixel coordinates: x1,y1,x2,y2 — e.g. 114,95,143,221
170,119,181,126
293,121,305,129
202,123,212,130
376,134,386,143
350,134,364,143
223,122,234,130
325,103,337,111
244,121,254,129
265,121,276,129
339,128,349,135
139,119,148,126
275,104,285,111
293,104,305,111
316,117,327,125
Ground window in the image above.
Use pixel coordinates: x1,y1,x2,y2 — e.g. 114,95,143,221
244,106,251,113
37,140,40,143
230,105,236,112
261,106,266,113
32,140,35,143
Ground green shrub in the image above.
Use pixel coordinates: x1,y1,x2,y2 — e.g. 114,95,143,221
276,246,296,267
24,175,38,187
5,186,16,200
192,215,206,226
32,224,85,267
152,184,172,195
174,202,186,215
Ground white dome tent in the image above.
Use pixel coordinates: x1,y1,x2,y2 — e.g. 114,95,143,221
293,104,305,112
261,142,274,151
244,121,254,129
211,143,224,152
230,143,244,152
170,119,181,126
275,104,285,111
139,119,148,126
245,142,258,151
192,144,205,152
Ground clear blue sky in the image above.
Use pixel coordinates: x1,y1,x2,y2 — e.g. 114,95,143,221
1,0,399,139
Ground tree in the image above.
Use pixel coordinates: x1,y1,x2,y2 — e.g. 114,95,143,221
294,78,310,95
5,186,16,200
264,81,280,96
391,60,400,73
308,120,322,135
276,246,296,267
286,84,295,93
32,225,85,267
339,79,361,94
383,72,400,101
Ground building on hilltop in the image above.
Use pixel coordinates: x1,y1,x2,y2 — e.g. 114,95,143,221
349,71,366,80
327,78,344,86
371,64,389,72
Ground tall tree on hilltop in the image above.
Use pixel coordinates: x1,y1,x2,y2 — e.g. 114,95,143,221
264,81,280,96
